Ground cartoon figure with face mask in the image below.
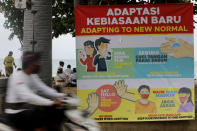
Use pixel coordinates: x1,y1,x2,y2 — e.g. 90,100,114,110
79,40,97,72
113,81,155,114
178,87,193,112
94,37,111,72
135,85,156,114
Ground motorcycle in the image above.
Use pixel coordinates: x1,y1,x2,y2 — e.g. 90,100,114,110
0,94,100,131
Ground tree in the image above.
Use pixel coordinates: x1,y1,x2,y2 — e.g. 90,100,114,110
0,0,196,44
52,0,74,38
0,0,74,46
22,0,53,86
0,0,24,47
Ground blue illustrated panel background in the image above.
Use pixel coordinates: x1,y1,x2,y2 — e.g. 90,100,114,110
134,47,194,78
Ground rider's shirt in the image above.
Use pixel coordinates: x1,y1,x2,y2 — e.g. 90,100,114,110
5,71,64,114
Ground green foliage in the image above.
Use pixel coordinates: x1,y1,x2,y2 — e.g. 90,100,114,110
0,0,74,42
52,0,74,38
0,0,196,43
0,0,24,46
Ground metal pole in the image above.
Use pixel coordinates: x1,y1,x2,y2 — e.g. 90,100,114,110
32,11,35,52
0,78,8,114
31,10,37,52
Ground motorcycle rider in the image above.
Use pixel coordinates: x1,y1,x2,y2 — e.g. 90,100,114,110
5,51,65,131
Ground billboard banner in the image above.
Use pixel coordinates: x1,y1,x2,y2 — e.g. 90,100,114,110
75,3,194,122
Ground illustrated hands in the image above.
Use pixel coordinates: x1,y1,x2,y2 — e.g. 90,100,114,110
99,52,105,59
78,51,83,59
114,80,128,98
161,37,194,58
87,93,99,116
114,80,135,101
99,55,104,59
105,44,109,53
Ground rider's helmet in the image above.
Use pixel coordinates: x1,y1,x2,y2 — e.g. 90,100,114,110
22,51,41,73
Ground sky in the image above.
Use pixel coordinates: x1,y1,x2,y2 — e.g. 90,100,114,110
0,14,76,60
0,14,196,61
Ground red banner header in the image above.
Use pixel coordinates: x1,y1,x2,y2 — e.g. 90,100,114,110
75,3,193,36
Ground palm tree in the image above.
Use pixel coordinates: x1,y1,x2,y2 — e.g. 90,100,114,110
23,0,52,86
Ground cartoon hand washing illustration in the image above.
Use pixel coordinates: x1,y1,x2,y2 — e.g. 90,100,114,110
160,37,194,58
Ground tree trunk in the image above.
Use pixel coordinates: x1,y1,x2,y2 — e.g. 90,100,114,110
23,0,52,86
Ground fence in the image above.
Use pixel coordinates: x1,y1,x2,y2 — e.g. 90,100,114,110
0,78,7,114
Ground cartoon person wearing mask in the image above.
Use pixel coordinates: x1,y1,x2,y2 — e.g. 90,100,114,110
94,37,111,72
135,85,156,114
113,81,156,114
178,87,193,112
79,40,97,72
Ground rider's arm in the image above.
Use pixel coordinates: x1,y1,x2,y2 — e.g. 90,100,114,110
31,74,64,99
16,82,54,106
